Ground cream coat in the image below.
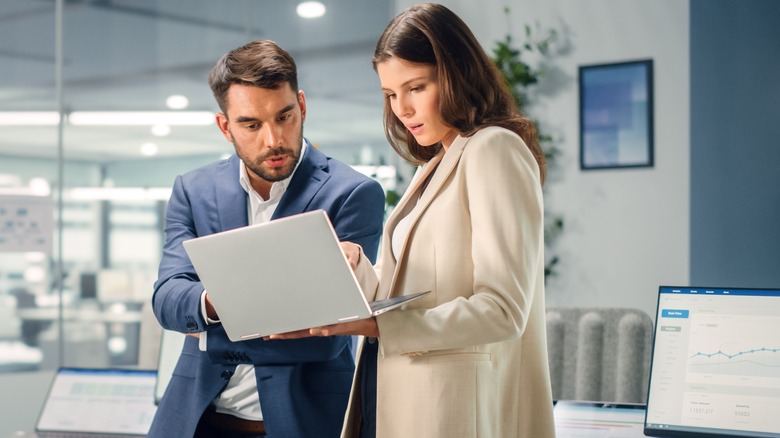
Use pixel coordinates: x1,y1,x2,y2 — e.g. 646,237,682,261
343,127,556,437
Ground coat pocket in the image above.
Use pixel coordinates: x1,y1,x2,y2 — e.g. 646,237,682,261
425,352,491,364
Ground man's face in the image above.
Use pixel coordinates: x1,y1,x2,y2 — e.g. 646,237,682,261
216,83,306,189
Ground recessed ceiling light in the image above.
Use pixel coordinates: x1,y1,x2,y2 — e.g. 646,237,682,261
0,111,60,125
68,187,172,201
297,1,325,18
166,95,189,110
28,177,51,195
68,111,214,125
140,142,159,156
151,124,171,136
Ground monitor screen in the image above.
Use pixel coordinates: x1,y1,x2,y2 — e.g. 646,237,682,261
36,368,157,435
79,272,97,299
644,286,780,437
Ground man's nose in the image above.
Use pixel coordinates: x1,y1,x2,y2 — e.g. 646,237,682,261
262,124,282,146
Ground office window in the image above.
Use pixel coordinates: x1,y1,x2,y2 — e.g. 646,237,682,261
0,0,396,374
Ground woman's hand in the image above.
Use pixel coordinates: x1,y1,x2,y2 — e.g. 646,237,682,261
265,317,379,340
340,241,362,270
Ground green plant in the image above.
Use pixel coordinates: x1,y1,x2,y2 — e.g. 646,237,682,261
491,13,564,281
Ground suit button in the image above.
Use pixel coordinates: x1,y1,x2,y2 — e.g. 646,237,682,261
221,370,233,380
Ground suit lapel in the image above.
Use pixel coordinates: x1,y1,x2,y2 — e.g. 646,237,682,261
273,139,329,218
216,155,249,231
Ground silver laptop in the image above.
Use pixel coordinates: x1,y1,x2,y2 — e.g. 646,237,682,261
644,286,780,438
35,367,157,437
182,209,429,342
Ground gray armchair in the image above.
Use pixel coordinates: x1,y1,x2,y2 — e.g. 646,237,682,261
546,307,654,403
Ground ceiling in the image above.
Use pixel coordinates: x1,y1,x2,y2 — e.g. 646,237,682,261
0,0,395,164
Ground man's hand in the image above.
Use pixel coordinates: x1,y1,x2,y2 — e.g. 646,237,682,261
265,317,379,340
205,292,218,320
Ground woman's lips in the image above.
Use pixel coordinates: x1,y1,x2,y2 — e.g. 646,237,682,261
408,123,423,135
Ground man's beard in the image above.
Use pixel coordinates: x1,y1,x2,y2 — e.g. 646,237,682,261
245,145,300,182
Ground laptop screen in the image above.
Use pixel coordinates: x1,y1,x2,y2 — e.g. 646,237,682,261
36,368,157,435
644,286,780,437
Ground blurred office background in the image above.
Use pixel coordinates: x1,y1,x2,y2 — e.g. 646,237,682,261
1,0,779,425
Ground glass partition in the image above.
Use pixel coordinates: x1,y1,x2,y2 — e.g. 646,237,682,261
0,0,398,373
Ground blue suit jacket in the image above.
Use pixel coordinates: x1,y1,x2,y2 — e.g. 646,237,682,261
149,142,385,438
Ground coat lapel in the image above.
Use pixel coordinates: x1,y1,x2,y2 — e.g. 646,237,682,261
380,135,471,299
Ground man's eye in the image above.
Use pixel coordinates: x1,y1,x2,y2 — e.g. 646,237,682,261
279,114,291,121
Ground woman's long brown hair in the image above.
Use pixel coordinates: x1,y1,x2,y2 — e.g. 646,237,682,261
373,2,546,184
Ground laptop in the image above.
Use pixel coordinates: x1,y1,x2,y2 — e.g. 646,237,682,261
644,286,780,438
182,209,430,342
553,400,646,437
35,367,157,437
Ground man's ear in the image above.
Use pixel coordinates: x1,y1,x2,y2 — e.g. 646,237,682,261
298,90,306,123
215,112,233,142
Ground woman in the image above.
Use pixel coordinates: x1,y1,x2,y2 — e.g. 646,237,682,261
273,3,555,437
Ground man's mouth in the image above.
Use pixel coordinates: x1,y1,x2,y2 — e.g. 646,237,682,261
265,154,288,167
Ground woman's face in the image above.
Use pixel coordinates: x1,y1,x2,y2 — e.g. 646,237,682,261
377,58,458,149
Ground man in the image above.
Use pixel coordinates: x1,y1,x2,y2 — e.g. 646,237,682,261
149,40,385,438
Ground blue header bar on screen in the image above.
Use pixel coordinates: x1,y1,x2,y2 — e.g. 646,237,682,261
659,286,780,297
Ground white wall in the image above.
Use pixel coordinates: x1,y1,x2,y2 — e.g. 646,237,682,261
395,0,690,319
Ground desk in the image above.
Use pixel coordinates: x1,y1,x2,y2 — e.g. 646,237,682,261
0,370,54,438
16,306,143,367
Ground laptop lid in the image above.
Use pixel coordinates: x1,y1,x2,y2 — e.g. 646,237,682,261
182,209,427,341
554,400,646,438
644,286,780,438
35,367,157,437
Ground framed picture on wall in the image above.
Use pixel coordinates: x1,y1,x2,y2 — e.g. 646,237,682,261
579,59,654,170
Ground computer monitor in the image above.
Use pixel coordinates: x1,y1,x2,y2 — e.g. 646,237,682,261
644,286,780,437
79,272,97,300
